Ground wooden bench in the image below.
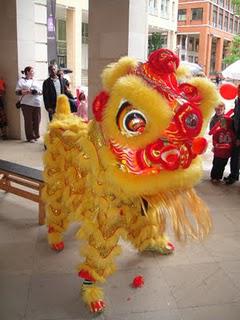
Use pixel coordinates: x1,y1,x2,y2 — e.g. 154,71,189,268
0,159,45,225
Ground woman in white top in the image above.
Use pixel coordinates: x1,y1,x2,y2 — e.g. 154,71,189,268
16,66,42,142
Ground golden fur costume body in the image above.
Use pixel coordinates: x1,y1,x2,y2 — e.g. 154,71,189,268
42,49,219,313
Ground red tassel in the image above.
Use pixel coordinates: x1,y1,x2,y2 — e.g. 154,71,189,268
78,270,95,282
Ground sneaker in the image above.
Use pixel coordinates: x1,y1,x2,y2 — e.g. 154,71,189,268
225,178,236,185
223,176,230,181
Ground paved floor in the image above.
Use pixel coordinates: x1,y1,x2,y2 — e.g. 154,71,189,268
0,138,240,320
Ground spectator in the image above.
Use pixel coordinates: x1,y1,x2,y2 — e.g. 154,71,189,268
224,84,240,184
209,102,225,131
57,69,69,88
210,117,235,183
16,66,42,142
42,64,65,121
215,74,221,86
76,91,88,122
0,77,8,139
57,70,77,113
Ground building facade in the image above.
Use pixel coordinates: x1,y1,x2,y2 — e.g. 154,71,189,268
148,0,178,50
177,0,240,77
0,0,148,139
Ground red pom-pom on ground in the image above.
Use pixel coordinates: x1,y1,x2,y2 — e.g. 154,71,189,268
132,275,144,288
51,241,64,252
219,83,237,100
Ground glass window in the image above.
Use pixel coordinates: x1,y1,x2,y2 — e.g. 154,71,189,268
230,16,233,32
188,37,194,51
56,20,67,68
188,55,193,62
219,0,224,7
182,35,186,49
177,35,181,45
191,8,203,20
172,1,175,20
226,0,231,10
165,0,170,18
160,0,169,18
181,54,185,61
195,38,199,51
224,14,229,31
178,9,186,21
149,0,158,15
162,34,168,47
234,20,238,33
82,23,88,44
219,12,223,29
212,6,217,27
57,20,66,41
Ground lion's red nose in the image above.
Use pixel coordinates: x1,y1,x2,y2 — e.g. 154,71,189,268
191,137,207,155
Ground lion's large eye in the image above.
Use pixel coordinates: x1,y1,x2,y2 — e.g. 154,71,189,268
185,113,199,129
116,100,147,136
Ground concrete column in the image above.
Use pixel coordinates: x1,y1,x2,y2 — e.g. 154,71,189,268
167,31,173,50
185,35,188,60
172,31,177,51
0,1,20,138
215,37,224,72
199,30,211,76
0,0,48,139
179,35,182,58
88,0,148,113
66,6,82,92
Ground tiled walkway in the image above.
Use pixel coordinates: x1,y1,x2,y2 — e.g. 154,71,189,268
0,139,240,320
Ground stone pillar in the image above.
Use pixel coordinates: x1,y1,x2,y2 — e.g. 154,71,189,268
0,0,48,139
0,0,20,138
167,31,172,50
199,30,211,76
215,37,224,72
168,31,177,51
88,0,148,115
185,35,188,61
66,6,82,92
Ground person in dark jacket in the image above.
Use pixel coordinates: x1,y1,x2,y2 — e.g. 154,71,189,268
224,84,240,184
42,64,65,121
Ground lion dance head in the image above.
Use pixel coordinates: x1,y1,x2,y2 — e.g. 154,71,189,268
91,48,219,196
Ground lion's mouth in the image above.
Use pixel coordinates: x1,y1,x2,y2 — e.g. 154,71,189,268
110,139,193,175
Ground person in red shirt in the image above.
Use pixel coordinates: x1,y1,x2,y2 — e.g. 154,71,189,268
0,78,8,139
210,116,235,183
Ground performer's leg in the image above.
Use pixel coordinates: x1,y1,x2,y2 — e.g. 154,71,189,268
77,211,123,313
46,205,69,251
42,140,70,251
124,205,174,255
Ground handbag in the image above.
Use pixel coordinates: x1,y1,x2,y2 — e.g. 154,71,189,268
16,96,23,109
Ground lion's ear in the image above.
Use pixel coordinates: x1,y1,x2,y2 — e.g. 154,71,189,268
189,78,220,133
176,65,192,82
101,56,138,92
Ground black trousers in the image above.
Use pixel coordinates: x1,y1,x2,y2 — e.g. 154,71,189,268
211,157,228,180
229,145,240,180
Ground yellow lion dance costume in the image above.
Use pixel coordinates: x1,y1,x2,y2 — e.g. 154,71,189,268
42,49,219,313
